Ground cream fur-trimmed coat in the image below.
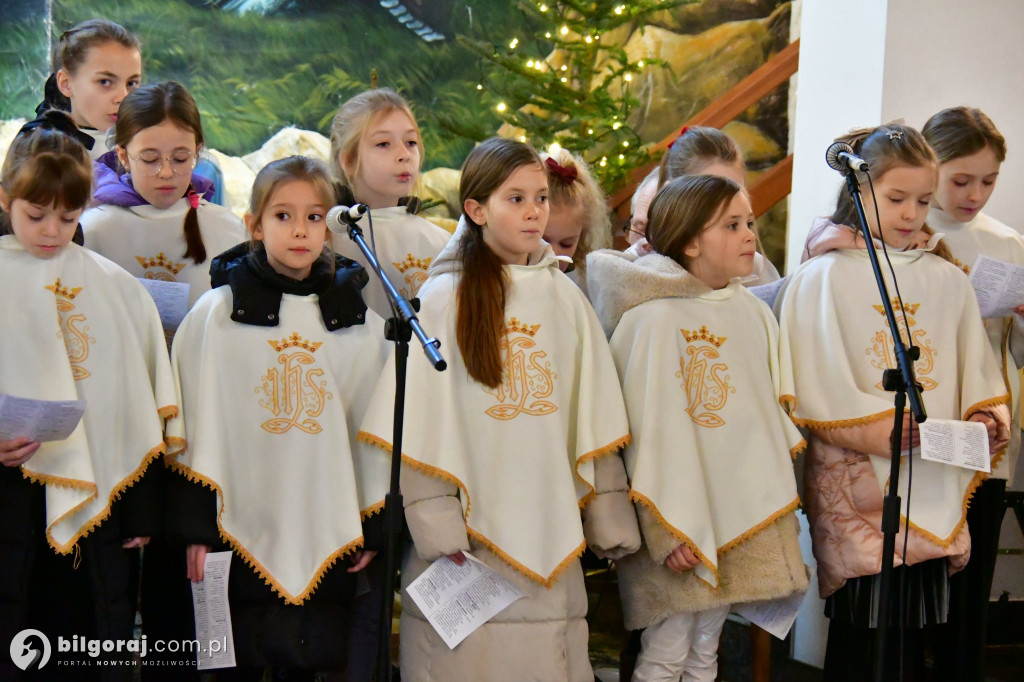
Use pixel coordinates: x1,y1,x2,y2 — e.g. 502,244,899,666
587,248,808,631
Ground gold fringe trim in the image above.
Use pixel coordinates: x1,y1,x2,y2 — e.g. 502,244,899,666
962,392,1011,470
466,526,585,588
792,408,896,431
358,430,605,587
779,394,796,414
218,525,363,605
897,469,986,550
575,432,631,510
789,438,807,461
164,436,187,458
169,461,365,604
361,499,386,520
158,405,178,420
27,440,166,555
716,497,800,554
630,491,718,587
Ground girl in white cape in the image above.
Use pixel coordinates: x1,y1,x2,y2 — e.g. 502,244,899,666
922,107,1023,681
328,87,451,321
359,137,640,682
588,174,808,682
777,123,1011,681
80,81,245,343
166,156,389,679
0,115,176,678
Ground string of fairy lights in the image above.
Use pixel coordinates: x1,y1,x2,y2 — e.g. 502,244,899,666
461,0,685,189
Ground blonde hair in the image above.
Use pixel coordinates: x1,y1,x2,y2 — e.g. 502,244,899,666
329,88,421,185
539,147,610,272
1,115,93,236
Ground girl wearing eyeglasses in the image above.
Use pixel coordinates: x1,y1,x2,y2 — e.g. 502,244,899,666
81,81,245,342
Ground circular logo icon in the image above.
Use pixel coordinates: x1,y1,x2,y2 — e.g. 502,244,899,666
9,629,51,671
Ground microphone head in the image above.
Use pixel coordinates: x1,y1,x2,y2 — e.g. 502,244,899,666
825,141,854,173
326,204,367,234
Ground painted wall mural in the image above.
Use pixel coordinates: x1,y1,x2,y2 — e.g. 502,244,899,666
0,0,792,264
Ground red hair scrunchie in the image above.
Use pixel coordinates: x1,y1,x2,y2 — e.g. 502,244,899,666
545,157,578,184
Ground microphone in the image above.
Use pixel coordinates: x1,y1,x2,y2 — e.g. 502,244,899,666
825,141,869,175
326,204,368,234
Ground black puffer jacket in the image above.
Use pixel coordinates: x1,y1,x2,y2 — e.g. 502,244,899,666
165,243,385,671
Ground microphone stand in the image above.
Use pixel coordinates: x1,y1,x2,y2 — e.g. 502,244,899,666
842,170,927,682
341,214,446,682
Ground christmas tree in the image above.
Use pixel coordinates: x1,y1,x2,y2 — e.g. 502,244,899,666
446,0,693,191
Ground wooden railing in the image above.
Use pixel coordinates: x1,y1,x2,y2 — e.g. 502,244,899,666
610,38,800,222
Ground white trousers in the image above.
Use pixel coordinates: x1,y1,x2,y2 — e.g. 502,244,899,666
632,606,730,682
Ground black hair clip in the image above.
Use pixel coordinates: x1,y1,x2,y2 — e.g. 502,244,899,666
18,110,96,151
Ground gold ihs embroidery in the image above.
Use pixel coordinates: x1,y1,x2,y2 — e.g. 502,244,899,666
46,279,93,381
257,333,333,434
485,318,558,420
678,326,734,428
136,252,186,281
867,300,937,391
392,253,431,298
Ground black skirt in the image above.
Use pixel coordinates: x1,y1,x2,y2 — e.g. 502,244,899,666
825,558,949,628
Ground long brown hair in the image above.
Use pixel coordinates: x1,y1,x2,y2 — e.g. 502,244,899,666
114,81,207,264
1,114,93,236
647,175,744,270
456,137,543,388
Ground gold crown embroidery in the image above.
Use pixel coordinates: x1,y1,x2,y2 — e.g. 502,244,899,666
136,252,186,275
393,253,431,273
872,299,919,317
678,327,734,428
46,279,92,380
867,301,937,391
258,332,332,434
506,317,541,337
681,325,726,348
486,318,557,420
45,278,83,300
267,332,323,353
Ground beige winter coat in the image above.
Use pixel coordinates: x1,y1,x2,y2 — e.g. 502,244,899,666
398,457,639,682
587,248,808,630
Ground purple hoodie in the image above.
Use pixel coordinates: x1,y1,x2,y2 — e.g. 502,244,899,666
92,150,215,208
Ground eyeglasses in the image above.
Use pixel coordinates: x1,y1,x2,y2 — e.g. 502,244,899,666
127,150,197,177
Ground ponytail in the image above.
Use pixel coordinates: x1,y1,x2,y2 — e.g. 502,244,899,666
456,223,508,388
182,186,206,264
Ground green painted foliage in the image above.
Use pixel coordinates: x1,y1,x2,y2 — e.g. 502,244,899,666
42,0,535,167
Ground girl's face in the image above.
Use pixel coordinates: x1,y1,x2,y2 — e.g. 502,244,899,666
117,120,200,210
56,41,142,131
246,180,328,280
933,146,1000,223
345,109,420,209
683,192,756,289
0,193,82,259
466,163,549,266
544,201,586,271
863,165,936,250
